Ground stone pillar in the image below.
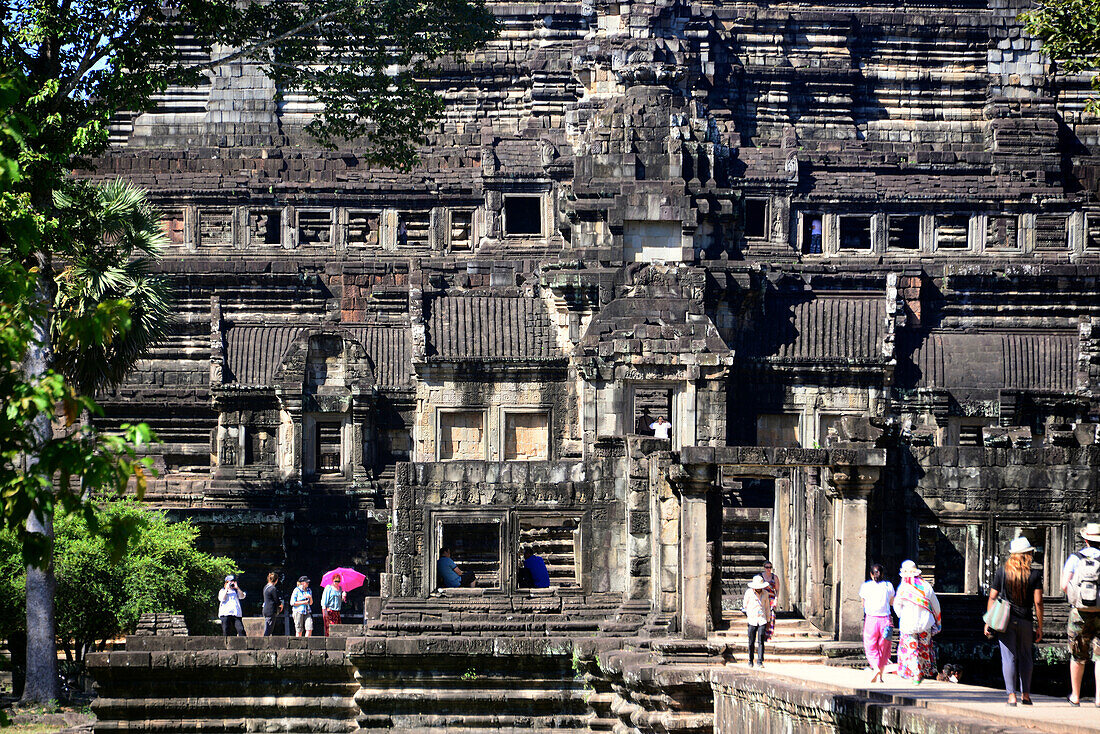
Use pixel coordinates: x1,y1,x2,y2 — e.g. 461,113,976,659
827,451,883,642
670,460,716,640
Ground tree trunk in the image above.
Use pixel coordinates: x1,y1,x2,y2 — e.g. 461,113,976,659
20,259,59,705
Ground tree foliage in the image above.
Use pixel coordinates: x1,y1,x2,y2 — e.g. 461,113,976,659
0,500,235,665
1023,0,1100,113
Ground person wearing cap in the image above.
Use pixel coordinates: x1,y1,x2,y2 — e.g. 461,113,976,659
893,560,941,683
741,575,772,668
1061,522,1100,706
217,574,247,637
860,564,895,683
985,536,1043,706
290,576,314,637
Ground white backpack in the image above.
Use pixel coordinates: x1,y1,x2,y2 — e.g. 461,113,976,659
1068,552,1100,610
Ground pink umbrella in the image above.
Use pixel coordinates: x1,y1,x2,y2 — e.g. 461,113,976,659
321,567,366,592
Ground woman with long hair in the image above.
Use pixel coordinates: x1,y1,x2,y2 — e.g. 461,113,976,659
985,537,1044,706
893,560,940,684
860,563,895,682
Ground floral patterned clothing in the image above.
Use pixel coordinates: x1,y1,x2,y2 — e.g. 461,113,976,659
762,572,779,638
897,630,936,681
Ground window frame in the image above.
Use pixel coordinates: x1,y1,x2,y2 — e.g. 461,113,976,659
436,407,489,462
502,194,545,238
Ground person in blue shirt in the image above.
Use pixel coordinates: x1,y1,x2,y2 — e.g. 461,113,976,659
523,549,551,588
290,576,313,637
437,547,476,588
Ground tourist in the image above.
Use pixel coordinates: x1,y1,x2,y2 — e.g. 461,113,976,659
217,574,246,637
860,563,895,683
290,575,314,637
742,575,772,668
893,560,940,684
321,574,346,636
1061,522,1100,706
809,218,822,254
985,537,1043,706
650,416,671,440
760,560,780,639
262,572,282,637
437,547,477,588
522,548,551,589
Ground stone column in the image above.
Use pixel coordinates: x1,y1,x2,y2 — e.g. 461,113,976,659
827,450,883,642
670,460,716,640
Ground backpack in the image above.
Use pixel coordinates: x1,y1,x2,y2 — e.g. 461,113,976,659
1068,551,1100,609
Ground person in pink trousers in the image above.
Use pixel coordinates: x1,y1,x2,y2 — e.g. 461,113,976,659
860,563,895,682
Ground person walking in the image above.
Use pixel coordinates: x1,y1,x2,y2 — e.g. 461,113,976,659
262,572,282,637
742,575,772,668
985,537,1043,706
1061,522,1100,706
761,560,780,640
893,560,940,684
217,574,247,637
860,564,895,683
321,574,346,636
290,576,314,637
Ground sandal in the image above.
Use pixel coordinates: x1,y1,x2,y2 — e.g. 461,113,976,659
1020,698,1033,706
1068,695,1081,707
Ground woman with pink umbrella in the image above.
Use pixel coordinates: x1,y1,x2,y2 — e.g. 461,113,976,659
320,567,365,635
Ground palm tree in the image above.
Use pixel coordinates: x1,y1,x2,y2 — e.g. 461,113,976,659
52,179,173,394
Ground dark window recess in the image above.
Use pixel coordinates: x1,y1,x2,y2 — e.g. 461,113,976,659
986,215,1018,248
250,210,281,245
918,524,966,593
744,199,768,239
936,215,969,249
441,522,501,588
347,210,379,248
1087,214,1100,250
316,423,341,473
888,216,920,250
802,214,823,254
398,211,431,250
298,210,333,247
633,386,673,438
958,424,984,447
504,196,542,236
1035,214,1067,250
839,216,872,250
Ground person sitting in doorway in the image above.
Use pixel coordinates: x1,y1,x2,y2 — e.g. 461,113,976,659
520,548,551,589
650,416,671,440
438,547,477,588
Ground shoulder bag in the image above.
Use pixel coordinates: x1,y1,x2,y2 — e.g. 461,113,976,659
982,573,1011,633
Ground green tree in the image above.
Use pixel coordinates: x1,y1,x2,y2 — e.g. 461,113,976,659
4,0,495,702
1023,0,1100,113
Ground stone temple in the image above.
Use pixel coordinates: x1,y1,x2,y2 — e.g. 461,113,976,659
82,0,1100,730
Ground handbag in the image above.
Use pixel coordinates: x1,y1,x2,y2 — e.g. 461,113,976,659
982,574,1011,633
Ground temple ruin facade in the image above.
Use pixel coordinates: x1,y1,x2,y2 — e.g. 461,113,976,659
83,0,1100,724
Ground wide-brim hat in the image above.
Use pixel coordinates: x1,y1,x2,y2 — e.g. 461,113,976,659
1008,537,1036,554
747,575,770,590
899,560,922,577
1081,523,1100,542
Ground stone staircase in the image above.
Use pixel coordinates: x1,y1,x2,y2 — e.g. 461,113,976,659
712,616,840,665
719,514,769,609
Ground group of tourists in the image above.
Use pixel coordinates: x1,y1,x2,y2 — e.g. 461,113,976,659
216,571,350,637
853,521,1100,706
435,547,552,589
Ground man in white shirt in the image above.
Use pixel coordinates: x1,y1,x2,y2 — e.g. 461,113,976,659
1061,522,1100,706
218,574,247,637
650,416,671,440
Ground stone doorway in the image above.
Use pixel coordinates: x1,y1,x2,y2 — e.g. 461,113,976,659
718,478,775,622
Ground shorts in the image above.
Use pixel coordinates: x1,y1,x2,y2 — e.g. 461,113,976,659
1067,608,1100,662
293,612,314,635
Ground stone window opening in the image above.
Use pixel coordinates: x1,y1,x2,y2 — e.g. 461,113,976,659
297,209,334,247
250,208,282,246
1034,214,1067,250
503,410,549,461
438,409,486,461
449,209,474,251
948,417,991,447
917,523,980,594
633,385,674,440
887,215,921,250
503,195,543,237
161,209,187,247
518,517,581,589
346,209,380,248
755,413,799,447
397,210,431,250
800,212,823,255
985,214,1018,249
994,524,1064,596
315,422,342,475
437,519,502,590
744,198,769,240
838,216,872,251
1086,213,1100,250
935,214,970,250
243,426,275,466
